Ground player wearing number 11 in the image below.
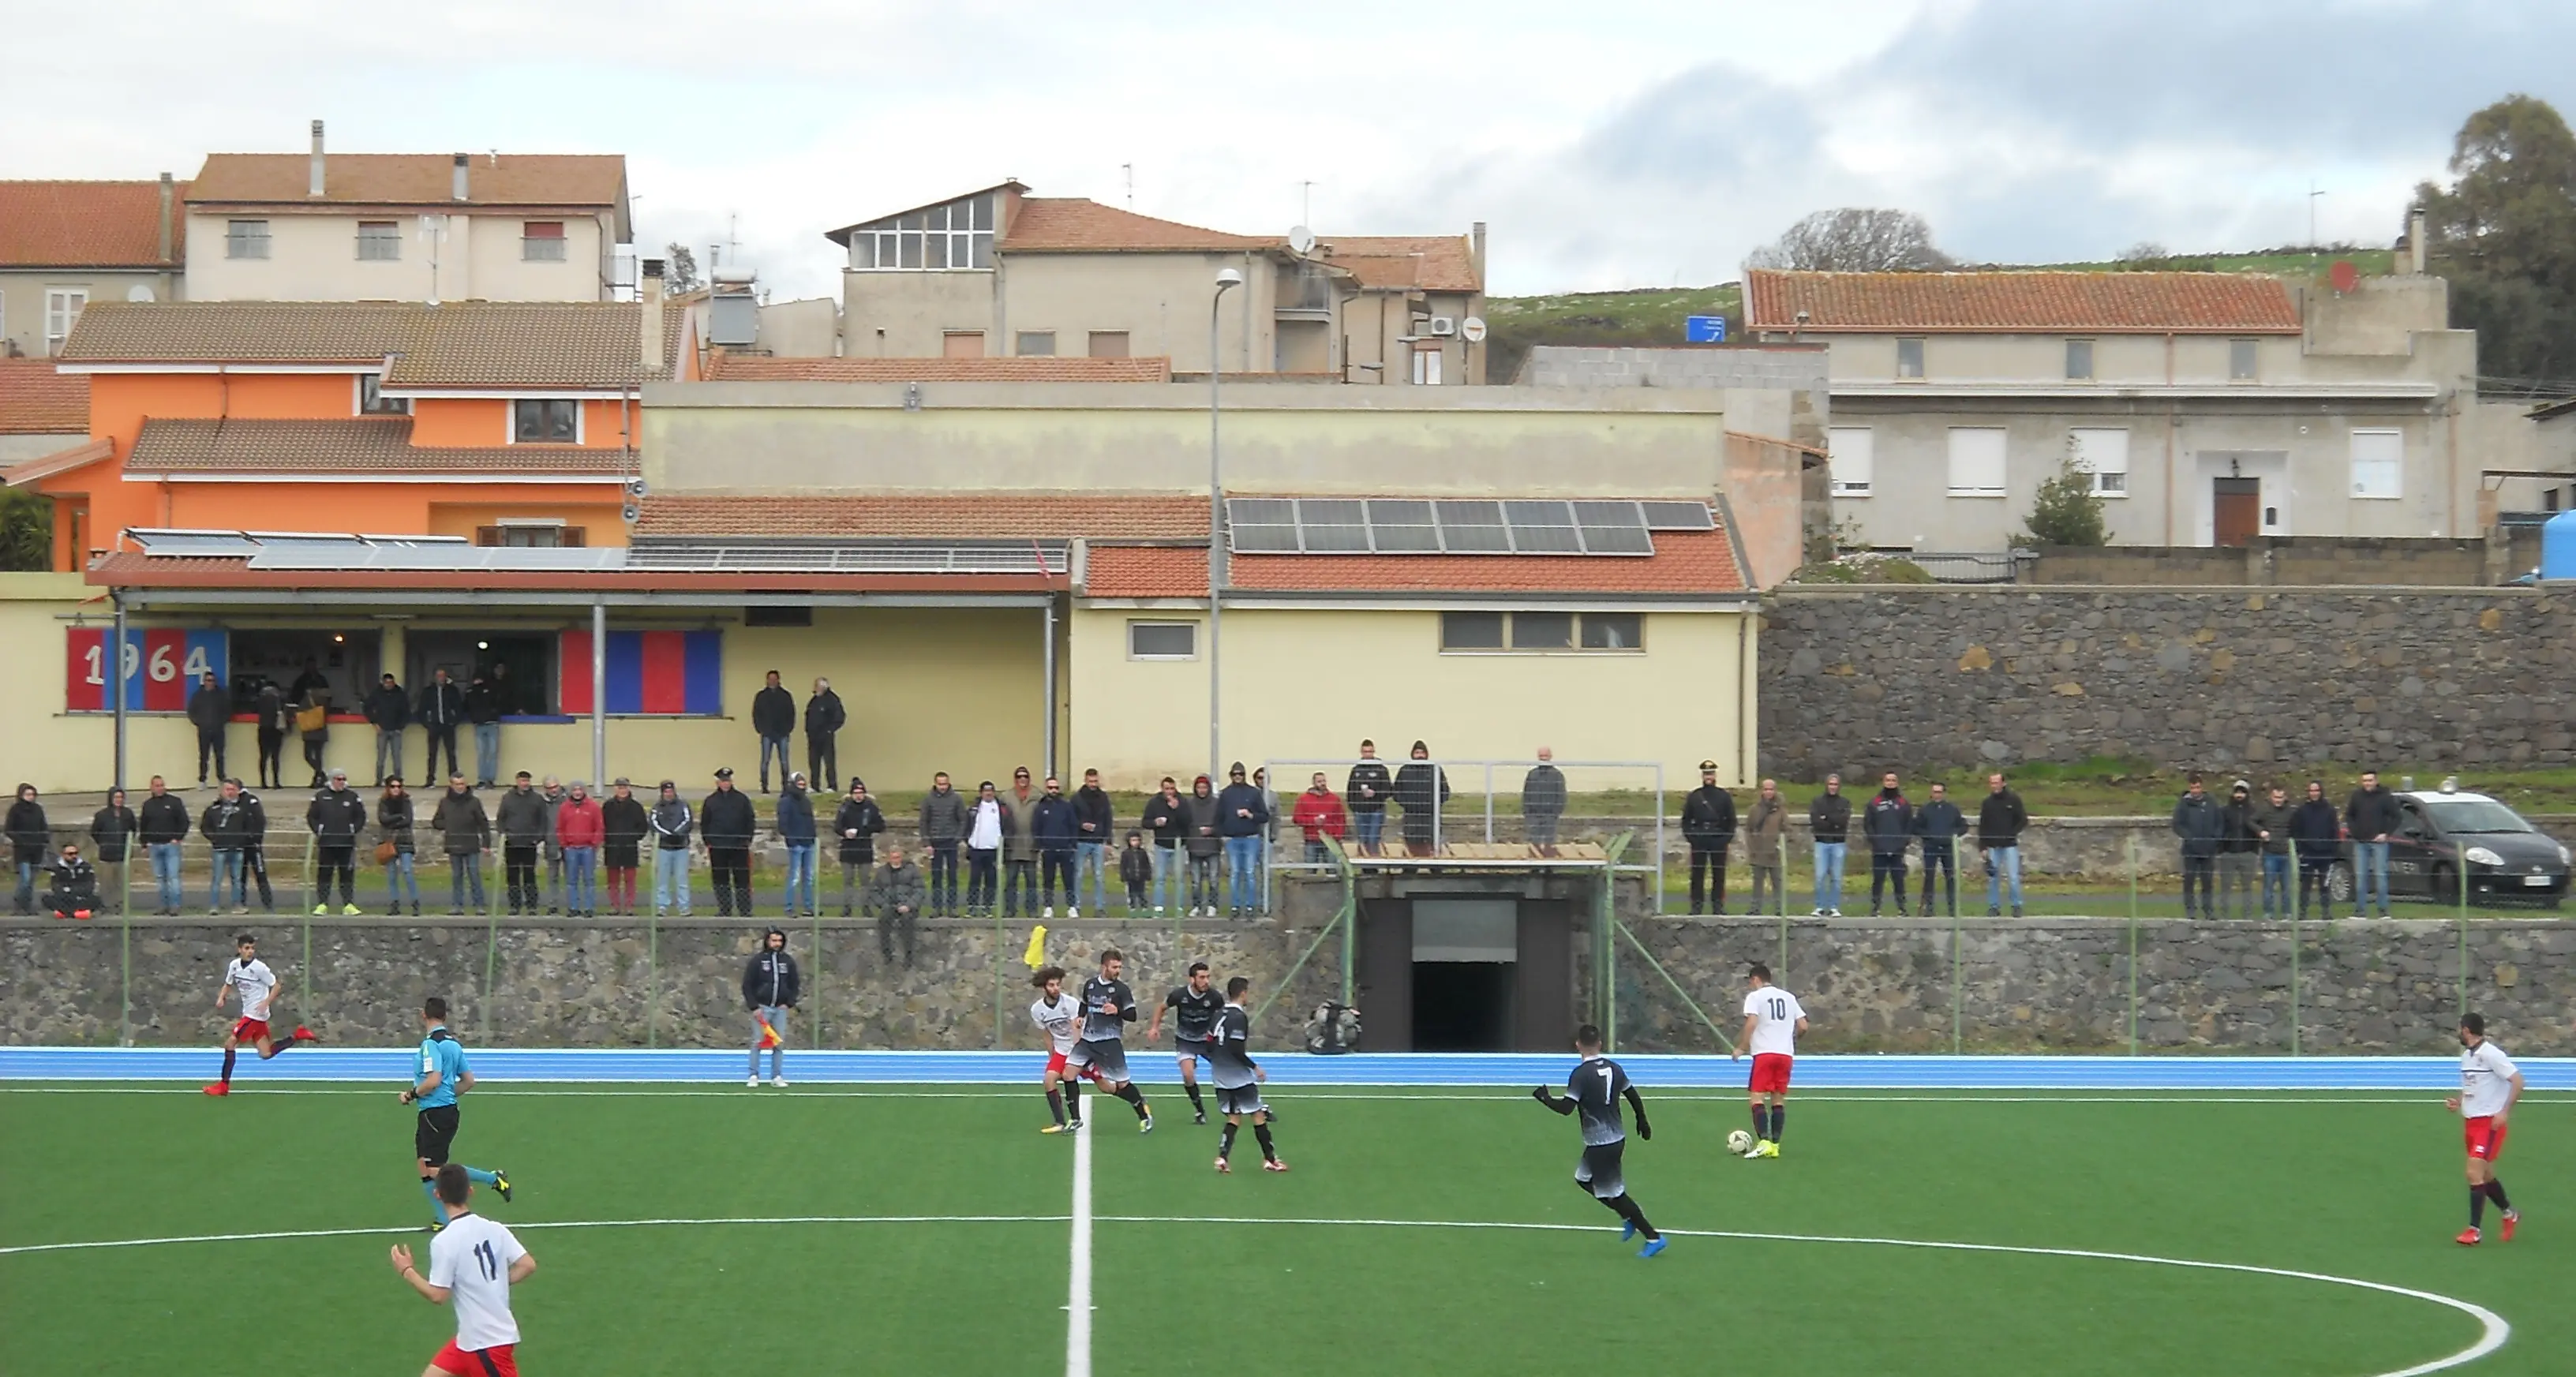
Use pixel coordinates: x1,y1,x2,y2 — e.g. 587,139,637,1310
391,1162,536,1377
1732,964,1806,1158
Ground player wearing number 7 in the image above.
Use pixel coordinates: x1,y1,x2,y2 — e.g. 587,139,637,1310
391,1162,536,1377
1731,963,1806,1158
1533,1024,1664,1258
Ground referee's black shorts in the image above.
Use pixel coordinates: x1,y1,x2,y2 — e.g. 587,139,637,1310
415,1105,461,1166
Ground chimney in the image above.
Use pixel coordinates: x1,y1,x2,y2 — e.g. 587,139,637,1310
1470,221,1488,288
452,153,470,202
639,258,666,370
308,120,326,197
156,172,174,265
2409,206,2428,275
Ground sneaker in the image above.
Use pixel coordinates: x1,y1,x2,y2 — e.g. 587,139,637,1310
747,1076,760,1087
2456,1226,2482,1246
2500,1210,2518,1241
1140,1113,1155,1134
1810,907,1828,916
1067,906,1080,919
1987,906,2001,917
2011,904,2024,918
1215,1157,1232,1173
1042,1123,1070,1135
492,1169,512,1204
341,903,361,916
1068,1119,1084,1131
771,1075,788,1088
1639,1237,1668,1259
427,1220,445,1234
1154,905,1166,915
312,903,330,916
1260,1158,1289,1173
1193,1111,1207,1125
1042,906,1054,919
231,905,249,915
1619,1218,1637,1241
1755,1139,1780,1158
201,1083,230,1096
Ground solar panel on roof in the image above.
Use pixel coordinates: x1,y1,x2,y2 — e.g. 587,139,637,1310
1503,500,1580,553
1296,499,1369,552
1572,500,1653,556
136,533,260,557
1228,523,1300,554
1640,501,1716,531
1367,497,1441,552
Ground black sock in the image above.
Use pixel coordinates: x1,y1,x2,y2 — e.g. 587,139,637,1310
263,1037,298,1059
1219,1123,1237,1159
1066,1080,1082,1122
1608,1192,1659,1241
1046,1088,1065,1127
219,1047,236,1084
2486,1179,2511,1212
1184,1081,1205,1113
1769,1105,1786,1142
1750,1104,1767,1141
2470,1187,2487,1227
1253,1121,1277,1162
1115,1083,1148,1118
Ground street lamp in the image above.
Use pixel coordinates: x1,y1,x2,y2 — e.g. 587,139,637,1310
1208,266,1242,783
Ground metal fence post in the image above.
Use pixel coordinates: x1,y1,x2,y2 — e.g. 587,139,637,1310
2289,838,2302,1057
2457,854,2470,1020
645,906,658,1049
2125,835,2140,1056
119,876,133,1049
1483,761,1495,844
1950,903,1964,1053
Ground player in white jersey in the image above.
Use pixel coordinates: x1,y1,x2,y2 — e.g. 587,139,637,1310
1730,963,1806,1158
2445,1012,2524,1245
203,933,316,1096
1029,965,1103,1134
391,1162,536,1376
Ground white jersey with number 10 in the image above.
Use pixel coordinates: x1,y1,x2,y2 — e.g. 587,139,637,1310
1743,987,1804,1057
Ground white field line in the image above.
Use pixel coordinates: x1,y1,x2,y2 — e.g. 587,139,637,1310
4,1084,2558,1106
1065,1119,1093,1377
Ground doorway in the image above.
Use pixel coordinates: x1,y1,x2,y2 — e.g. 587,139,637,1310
2212,477,2261,548
1412,963,1515,1049
1355,894,1578,1052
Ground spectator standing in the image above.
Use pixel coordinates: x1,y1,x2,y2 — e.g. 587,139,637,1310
495,772,549,916
964,780,1006,918
416,668,465,785
1182,774,1223,916
235,782,276,913
1743,779,1788,916
833,780,886,918
701,768,758,919
254,682,290,791
1140,776,1187,915
536,776,569,915
2170,774,2222,920
751,670,796,794
1345,740,1392,856
600,779,649,917
1291,773,1349,862
803,678,846,793
1807,774,1851,918
1072,768,1114,917
187,672,231,787
1393,741,1450,855
775,773,818,919
649,780,694,917
2288,780,2342,920
869,844,924,968
306,768,368,915
1119,832,1153,911
1033,775,1080,917
1977,773,2027,917
1522,746,1568,848
464,674,505,788
1679,761,1738,915
2217,780,2260,920
556,780,603,919
488,660,522,715
999,767,1041,918
89,788,137,915
380,776,420,917
1862,773,1914,918
742,928,799,1087
286,657,330,705
1911,782,1966,919
1216,762,1271,918
2345,770,2400,919
365,672,411,786
429,775,489,915
200,780,256,915
918,773,968,918
138,776,190,915
2248,783,2298,920
296,692,332,788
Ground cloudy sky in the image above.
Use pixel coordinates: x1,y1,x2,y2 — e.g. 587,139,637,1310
14,0,2572,300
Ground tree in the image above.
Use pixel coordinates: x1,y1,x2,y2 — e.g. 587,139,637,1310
0,488,52,571
2416,94,2576,382
2117,241,2171,264
1747,208,1951,272
662,243,702,294
2016,440,2110,548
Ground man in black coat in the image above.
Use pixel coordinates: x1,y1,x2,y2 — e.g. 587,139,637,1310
2287,779,2344,919
1392,740,1449,855
2345,770,2402,919
742,928,800,1087
1911,782,1968,918
702,767,759,917
803,677,847,793
833,780,886,917
364,672,411,786
1862,772,1915,918
306,768,369,915
186,672,231,787
415,668,466,785
1345,740,1394,856
2170,774,2224,920
1679,761,1737,915
1522,746,1569,848
752,671,796,794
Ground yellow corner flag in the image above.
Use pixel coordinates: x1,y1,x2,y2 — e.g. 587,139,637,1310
1022,924,1048,968
756,1015,781,1049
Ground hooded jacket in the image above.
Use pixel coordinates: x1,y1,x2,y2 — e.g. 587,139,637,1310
742,937,800,1008
774,785,817,845
1808,790,1852,844
138,791,191,846
918,786,968,846
186,683,231,733
2219,790,2261,855
1215,779,1270,839
6,795,50,859
1072,784,1115,844
1393,760,1449,818
1976,788,2028,848
1182,788,1224,859
700,787,758,850
1345,758,1394,815
1680,784,1738,847
1863,788,1914,855
751,683,796,739
650,795,695,850
430,788,489,855
379,791,417,854
2170,791,2224,858
601,793,650,864
364,683,411,732
555,794,605,849
2288,797,2343,859
495,786,551,846
416,678,466,729
306,785,369,842
1119,843,1155,887
200,794,259,852
833,795,886,863
1140,790,1187,848
89,803,138,862
1032,792,1081,851
869,857,927,915
803,690,846,739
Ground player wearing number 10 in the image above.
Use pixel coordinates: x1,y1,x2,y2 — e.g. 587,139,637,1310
1732,963,1806,1158
391,1162,537,1377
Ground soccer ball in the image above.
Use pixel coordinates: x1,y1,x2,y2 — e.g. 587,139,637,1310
1726,1129,1755,1155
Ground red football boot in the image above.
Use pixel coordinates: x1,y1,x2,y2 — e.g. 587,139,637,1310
2454,1226,2481,1246
202,1083,230,1097
2499,1210,2518,1242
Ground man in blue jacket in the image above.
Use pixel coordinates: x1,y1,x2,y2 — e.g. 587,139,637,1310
2170,774,2225,919
1032,776,1082,918
775,773,818,919
1910,782,1967,919
1216,762,1271,919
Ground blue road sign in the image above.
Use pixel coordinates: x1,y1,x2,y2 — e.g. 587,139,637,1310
1685,315,1727,343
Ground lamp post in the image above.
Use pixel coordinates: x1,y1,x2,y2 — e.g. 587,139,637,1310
1208,268,1242,783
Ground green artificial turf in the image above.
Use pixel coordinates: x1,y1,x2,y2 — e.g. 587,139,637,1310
1,1084,2560,1375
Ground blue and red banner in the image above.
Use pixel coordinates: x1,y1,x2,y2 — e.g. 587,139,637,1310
66,628,230,713
560,631,722,716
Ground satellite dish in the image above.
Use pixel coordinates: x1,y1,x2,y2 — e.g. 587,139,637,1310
2328,259,2359,293
1288,225,1316,256
1460,316,1488,343
125,285,157,303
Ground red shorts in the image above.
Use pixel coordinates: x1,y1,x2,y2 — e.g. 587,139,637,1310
230,1018,270,1044
2465,1117,2508,1162
430,1339,516,1376
1748,1053,1793,1094
1043,1051,1099,1082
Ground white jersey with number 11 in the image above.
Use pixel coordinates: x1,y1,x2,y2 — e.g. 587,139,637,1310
1743,987,1804,1057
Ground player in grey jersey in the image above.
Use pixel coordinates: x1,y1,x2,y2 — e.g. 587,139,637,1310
1148,960,1224,1124
1069,949,1155,1132
1206,976,1287,1173
1533,1024,1664,1258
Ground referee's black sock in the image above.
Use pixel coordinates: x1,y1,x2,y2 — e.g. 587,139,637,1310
2470,1187,2486,1228
1769,1106,1787,1142
1183,1080,1204,1115
219,1047,237,1084
2486,1179,2511,1211
1218,1123,1237,1159
1608,1193,1659,1241
1252,1122,1277,1162
1046,1087,1065,1127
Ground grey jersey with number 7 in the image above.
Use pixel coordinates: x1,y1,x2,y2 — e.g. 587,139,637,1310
1567,1055,1632,1147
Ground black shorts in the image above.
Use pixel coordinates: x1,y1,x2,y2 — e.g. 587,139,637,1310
414,1105,461,1166
1574,1140,1626,1200
1215,1083,1267,1117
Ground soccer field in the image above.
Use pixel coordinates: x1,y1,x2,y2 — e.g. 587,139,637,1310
0,1077,2562,1376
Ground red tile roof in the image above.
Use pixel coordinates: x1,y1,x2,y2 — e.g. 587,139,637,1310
1745,269,2304,335
186,154,625,208
58,301,687,387
0,360,88,433
0,180,182,268
125,418,632,477
1002,199,1280,253
1324,235,1481,294
635,495,1211,541
703,354,1174,383
1084,529,1745,597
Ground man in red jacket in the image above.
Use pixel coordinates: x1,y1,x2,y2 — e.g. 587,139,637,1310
554,781,605,919
1290,772,1350,863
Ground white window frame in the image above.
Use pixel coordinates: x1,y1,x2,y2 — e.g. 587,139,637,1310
507,398,584,444
2069,427,2129,498
1826,426,1874,497
1125,619,1199,661
226,219,271,260
1895,337,1926,379
43,287,87,356
356,221,402,261
1411,345,1444,385
1946,427,2008,498
2065,338,2095,381
2349,428,2402,500
852,193,996,273
1438,611,1646,655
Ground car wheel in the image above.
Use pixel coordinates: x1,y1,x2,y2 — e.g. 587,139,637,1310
2327,862,2355,905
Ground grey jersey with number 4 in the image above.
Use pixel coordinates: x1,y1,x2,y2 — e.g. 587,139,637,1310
1205,1004,1259,1089
1567,1055,1632,1147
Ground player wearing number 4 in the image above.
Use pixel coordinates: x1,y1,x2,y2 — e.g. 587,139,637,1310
391,1162,536,1377
202,934,316,1094
1732,964,1806,1158
2448,1012,2524,1246
1208,976,1286,1173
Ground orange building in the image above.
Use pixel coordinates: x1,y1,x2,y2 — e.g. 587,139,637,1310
4,294,695,569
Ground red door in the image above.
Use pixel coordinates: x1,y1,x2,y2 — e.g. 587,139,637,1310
2213,478,2261,548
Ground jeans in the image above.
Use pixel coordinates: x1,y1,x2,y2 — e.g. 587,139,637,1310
749,1005,788,1079
927,842,960,912
473,723,500,784
758,735,791,791
1351,810,1385,853
1153,845,1181,910
1223,835,1263,911
374,729,403,784
2297,862,2334,917
150,841,184,911
212,850,246,909
1984,845,2023,911
563,846,598,914
545,847,565,912
966,848,999,910
1188,854,1219,910
1305,840,1331,863
782,844,815,916
386,851,419,909
424,726,460,783
1076,842,1110,912
2260,853,2292,918
1919,842,1956,914
2180,853,2215,915
2216,852,2258,919
449,852,485,911
653,847,691,915
1812,842,1846,912
2353,840,2391,913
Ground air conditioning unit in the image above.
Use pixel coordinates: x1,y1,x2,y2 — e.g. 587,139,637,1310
1428,317,1458,337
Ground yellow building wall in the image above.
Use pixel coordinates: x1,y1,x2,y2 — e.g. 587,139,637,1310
1064,604,1756,793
